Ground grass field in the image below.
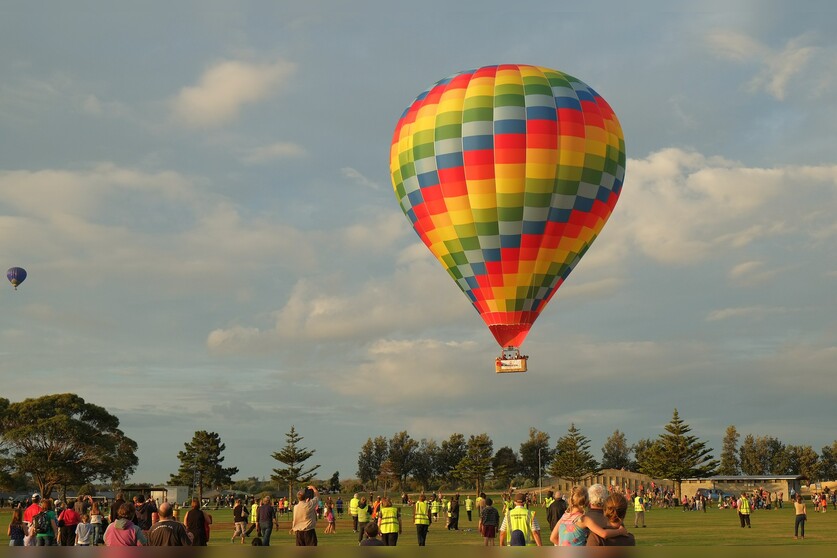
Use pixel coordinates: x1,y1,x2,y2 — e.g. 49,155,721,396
2,503,835,546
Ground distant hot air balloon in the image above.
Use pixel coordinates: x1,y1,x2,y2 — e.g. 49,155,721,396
389,64,626,372
7,267,27,290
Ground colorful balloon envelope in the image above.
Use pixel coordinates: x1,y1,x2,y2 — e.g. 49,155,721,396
390,64,626,351
7,267,27,290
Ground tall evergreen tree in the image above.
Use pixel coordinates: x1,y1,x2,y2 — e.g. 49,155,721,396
519,428,552,484
492,447,520,490
271,426,320,500
818,441,837,481
601,430,632,470
548,423,599,485
786,445,820,480
170,431,238,502
643,409,717,498
718,425,740,475
739,434,763,475
453,434,494,494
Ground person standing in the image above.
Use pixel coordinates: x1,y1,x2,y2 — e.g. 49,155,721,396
585,484,612,546
57,501,81,546
7,508,26,546
377,496,402,546
336,496,344,519
479,497,500,546
602,494,636,546
737,492,751,528
33,499,60,546
231,498,247,544
475,492,486,522
448,494,460,530
104,503,147,546
633,493,646,528
184,498,211,546
256,496,277,546
356,497,373,544
349,493,360,533
109,492,125,525
22,494,42,546
793,494,807,539
465,495,473,522
414,494,431,546
546,491,567,534
292,485,320,546
499,492,542,546
147,503,191,546
89,503,103,546
246,498,259,538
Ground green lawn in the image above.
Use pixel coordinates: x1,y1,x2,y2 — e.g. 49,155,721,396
2,504,834,546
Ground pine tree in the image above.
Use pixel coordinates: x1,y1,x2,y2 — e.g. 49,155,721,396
271,426,320,500
453,434,494,495
647,409,717,498
548,424,599,485
170,431,238,502
718,425,740,475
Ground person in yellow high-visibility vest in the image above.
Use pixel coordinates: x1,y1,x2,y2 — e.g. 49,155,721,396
633,494,646,528
430,497,441,521
377,497,402,546
356,497,373,544
349,493,359,533
414,494,431,546
737,492,751,528
498,493,542,546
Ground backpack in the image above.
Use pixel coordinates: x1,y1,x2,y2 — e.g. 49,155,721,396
33,511,51,534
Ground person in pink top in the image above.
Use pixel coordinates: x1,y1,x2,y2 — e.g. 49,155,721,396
104,503,147,546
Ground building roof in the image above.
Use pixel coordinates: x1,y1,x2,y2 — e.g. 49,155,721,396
684,475,805,481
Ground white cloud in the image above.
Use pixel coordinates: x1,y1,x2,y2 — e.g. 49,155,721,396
728,260,783,286
239,142,307,163
341,167,380,191
706,306,790,322
171,58,295,128
706,31,818,100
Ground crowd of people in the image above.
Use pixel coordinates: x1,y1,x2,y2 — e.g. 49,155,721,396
6,483,833,546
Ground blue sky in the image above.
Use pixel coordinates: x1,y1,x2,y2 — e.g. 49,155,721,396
1,0,835,484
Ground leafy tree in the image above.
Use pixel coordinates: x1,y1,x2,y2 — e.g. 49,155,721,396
786,445,819,480
411,439,438,491
631,438,656,473
387,431,418,491
328,471,341,493
435,433,466,487
170,431,238,502
357,436,388,488
548,424,599,485
718,425,740,476
492,446,520,489
519,428,552,484
739,434,762,475
378,460,397,494
0,394,138,497
819,441,837,481
453,434,493,494
271,426,320,500
762,437,789,475
643,409,717,498
601,430,632,470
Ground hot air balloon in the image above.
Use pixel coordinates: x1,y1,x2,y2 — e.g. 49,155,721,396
7,267,27,290
389,64,626,373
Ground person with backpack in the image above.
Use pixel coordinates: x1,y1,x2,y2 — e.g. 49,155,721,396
32,499,60,546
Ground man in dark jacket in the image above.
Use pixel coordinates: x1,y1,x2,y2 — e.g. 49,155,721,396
546,491,567,533
147,503,191,546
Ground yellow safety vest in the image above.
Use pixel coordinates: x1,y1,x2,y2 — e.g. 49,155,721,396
465,498,473,511
739,498,750,514
357,504,372,523
506,506,534,546
349,497,359,516
249,503,258,523
634,496,644,512
431,500,440,514
414,501,430,525
543,497,554,508
379,506,399,534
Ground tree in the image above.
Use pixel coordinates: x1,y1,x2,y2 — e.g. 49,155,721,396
717,425,740,476
0,394,138,498
435,433,466,487
819,441,837,481
631,438,656,473
410,439,438,491
492,447,520,489
357,436,388,489
328,471,341,493
453,434,494,494
786,445,819,480
387,431,418,491
645,409,717,498
739,434,762,475
601,430,632,470
519,428,552,484
271,426,320,500
169,431,238,502
548,424,599,485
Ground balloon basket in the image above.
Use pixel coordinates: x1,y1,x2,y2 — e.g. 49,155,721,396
495,347,528,374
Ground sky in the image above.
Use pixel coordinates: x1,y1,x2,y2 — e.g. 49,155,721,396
1,0,836,485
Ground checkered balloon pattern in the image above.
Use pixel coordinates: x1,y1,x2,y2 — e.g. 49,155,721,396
390,65,626,349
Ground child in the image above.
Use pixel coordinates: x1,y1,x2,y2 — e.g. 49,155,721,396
7,508,26,546
324,504,336,534
75,514,93,546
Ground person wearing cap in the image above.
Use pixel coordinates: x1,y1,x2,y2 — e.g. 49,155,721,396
498,492,542,546
22,494,42,546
